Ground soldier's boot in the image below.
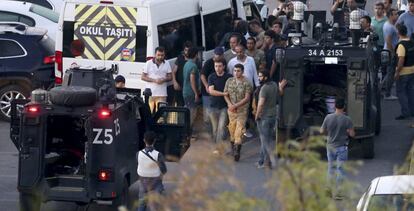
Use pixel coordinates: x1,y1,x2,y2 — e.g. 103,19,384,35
226,141,235,156
234,144,242,162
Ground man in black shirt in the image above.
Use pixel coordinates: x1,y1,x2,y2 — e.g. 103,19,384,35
208,58,232,153
169,41,192,106
201,47,227,125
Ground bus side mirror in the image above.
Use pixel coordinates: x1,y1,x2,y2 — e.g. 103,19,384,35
380,50,391,66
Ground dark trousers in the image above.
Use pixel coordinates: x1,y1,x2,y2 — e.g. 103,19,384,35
166,85,184,106
138,177,164,211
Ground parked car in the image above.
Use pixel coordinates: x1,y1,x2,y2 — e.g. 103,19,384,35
357,175,414,211
0,24,55,121
12,0,64,12
0,0,58,40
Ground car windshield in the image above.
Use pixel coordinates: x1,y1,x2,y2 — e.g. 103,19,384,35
29,4,59,23
368,194,414,211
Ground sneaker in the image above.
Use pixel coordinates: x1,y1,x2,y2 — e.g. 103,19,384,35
255,162,265,169
396,115,409,120
212,150,220,155
384,95,398,100
243,131,253,138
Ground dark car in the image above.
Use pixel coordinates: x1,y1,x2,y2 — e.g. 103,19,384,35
0,24,55,120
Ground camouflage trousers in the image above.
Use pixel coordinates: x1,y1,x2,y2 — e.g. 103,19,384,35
227,109,248,145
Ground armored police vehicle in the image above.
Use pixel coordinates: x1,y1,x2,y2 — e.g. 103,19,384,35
10,67,191,210
277,8,389,159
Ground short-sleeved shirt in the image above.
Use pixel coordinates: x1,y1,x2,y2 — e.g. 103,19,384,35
174,54,187,86
224,49,237,63
246,49,266,71
208,72,233,109
201,58,227,96
259,81,278,118
144,59,172,97
224,77,253,112
396,39,414,76
265,45,277,70
397,11,414,37
182,59,200,99
371,16,387,47
383,21,399,50
321,113,353,148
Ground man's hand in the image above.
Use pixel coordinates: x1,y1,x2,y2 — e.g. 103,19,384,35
223,92,229,97
394,71,400,80
195,94,201,103
279,79,288,90
228,104,237,113
336,0,344,3
154,79,164,84
173,81,181,90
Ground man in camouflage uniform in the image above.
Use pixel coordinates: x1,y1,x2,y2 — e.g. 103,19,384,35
224,63,253,161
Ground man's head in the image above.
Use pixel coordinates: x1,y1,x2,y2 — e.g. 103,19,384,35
374,2,385,17
264,30,276,46
335,98,346,110
347,0,357,10
154,46,166,63
409,0,414,13
383,0,392,10
396,23,408,37
258,69,270,83
183,41,193,58
235,44,246,60
187,47,198,59
213,47,224,60
246,37,256,51
233,63,244,78
229,34,241,51
214,58,226,75
115,75,126,88
360,16,371,30
271,21,283,34
248,20,263,34
144,131,157,146
387,8,399,22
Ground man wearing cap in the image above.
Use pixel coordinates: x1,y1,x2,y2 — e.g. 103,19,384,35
201,47,227,128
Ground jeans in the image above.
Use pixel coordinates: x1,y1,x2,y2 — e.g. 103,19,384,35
227,109,248,144
383,60,396,96
396,73,414,117
184,96,199,126
209,107,228,143
327,145,348,189
256,117,277,165
202,96,211,123
138,177,164,211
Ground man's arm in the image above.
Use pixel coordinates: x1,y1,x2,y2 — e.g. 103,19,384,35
141,72,155,83
330,0,343,15
165,73,172,82
201,74,209,94
234,89,251,109
157,153,167,175
190,71,199,98
209,85,227,97
347,128,355,138
395,44,405,80
270,60,277,80
278,79,287,96
255,96,265,120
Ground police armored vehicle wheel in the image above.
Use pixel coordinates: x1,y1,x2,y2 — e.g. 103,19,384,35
0,85,29,121
49,86,97,107
361,137,374,159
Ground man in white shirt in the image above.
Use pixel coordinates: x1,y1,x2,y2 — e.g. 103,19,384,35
141,47,172,113
227,45,260,88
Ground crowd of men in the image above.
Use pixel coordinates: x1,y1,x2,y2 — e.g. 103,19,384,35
139,0,414,169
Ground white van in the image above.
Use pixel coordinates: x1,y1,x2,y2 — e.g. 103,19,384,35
55,0,262,89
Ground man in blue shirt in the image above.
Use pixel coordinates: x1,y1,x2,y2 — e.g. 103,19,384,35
183,47,200,126
383,8,400,100
397,0,414,38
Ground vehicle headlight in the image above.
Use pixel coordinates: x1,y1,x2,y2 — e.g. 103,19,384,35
291,36,301,46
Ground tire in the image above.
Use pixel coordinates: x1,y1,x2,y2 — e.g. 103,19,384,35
49,86,96,107
113,178,130,209
361,137,375,159
0,85,29,121
19,192,41,211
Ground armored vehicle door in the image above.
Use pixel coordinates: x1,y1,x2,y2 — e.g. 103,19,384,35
152,106,191,161
280,55,303,129
346,58,367,129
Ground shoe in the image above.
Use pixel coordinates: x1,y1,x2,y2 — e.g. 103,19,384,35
384,95,398,100
255,162,265,169
243,131,253,138
395,115,409,120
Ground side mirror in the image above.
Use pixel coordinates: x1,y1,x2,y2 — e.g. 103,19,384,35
380,50,391,66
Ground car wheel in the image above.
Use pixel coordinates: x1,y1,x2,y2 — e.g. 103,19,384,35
49,86,96,107
0,85,29,121
361,137,374,159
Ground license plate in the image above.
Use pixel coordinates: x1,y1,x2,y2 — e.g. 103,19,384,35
307,49,343,57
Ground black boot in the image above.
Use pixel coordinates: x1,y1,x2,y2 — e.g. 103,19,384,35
228,142,235,156
234,144,242,161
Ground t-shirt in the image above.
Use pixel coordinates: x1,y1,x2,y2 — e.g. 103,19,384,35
383,21,399,50
143,59,172,97
265,45,277,70
246,49,266,71
224,49,237,63
174,54,187,86
182,59,200,99
397,11,414,37
371,16,387,47
321,113,353,148
201,58,227,96
259,81,278,118
208,72,233,109
396,39,414,76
